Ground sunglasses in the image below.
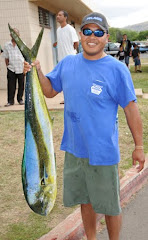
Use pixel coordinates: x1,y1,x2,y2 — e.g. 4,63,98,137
82,28,107,37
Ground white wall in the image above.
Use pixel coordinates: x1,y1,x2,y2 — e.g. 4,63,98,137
27,2,55,74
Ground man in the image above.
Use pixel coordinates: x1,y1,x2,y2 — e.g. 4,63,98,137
3,28,24,106
53,10,79,104
54,10,79,62
24,12,145,240
121,34,131,67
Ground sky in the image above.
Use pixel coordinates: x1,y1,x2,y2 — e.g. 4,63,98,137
91,0,148,28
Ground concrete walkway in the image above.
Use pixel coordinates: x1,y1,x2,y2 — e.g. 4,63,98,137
97,180,148,240
0,88,147,112
0,89,64,111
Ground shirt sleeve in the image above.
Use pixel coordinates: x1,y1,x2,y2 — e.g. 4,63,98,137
70,27,79,43
114,65,137,108
3,44,9,59
45,61,63,93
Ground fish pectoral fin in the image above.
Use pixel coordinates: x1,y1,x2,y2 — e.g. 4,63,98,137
54,153,56,168
51,117,54,125
41,178,45,186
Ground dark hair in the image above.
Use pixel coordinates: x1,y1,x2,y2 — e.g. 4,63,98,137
133,43,137,47
70,21,75,28
61,10,68,22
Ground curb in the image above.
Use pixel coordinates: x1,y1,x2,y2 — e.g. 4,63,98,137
39,157,148,240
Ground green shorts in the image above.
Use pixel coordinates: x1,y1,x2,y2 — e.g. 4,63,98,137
63,152,121,216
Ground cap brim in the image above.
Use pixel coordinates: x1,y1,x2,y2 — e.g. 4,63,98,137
80,20,106,31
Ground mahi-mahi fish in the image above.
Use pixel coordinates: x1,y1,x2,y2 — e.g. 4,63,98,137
8,24,57,215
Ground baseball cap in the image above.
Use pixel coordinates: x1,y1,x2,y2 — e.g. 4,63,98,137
80,12,109,32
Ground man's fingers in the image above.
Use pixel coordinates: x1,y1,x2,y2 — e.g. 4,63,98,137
137,163,144,172
132,158,136,166
23,61,32,74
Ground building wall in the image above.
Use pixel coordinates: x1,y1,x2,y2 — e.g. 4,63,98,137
27,2,55,74
0,0,90,89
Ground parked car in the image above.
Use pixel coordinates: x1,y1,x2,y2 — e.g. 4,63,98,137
137,43,148,53
114,42,121,48
104,42,119,56
131,41,148,53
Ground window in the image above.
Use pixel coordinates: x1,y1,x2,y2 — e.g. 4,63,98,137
38,7,50,28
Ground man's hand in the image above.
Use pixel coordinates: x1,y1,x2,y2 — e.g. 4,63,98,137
23,60,41,74
132,149,145,172
23,61,31,74
124,102,145,173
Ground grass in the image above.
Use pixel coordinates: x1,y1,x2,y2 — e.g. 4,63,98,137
118,98,148,177
130,57,148,93
0,65,148,240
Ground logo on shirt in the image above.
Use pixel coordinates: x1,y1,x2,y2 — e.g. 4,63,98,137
91,83,103,95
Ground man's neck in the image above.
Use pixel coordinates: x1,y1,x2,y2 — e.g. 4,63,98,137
60,22,67,28
11,39,16,46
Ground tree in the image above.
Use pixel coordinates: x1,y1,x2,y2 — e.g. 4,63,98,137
138,31,148,40
108,28,138,42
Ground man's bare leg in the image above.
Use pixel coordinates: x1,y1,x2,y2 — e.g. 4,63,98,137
81,203,97,240
105,214,122,240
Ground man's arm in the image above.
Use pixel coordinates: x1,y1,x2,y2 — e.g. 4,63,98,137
73,41,79,51
53,42,57,48
5,58,9,66
24,60,58,98
124,101,145,172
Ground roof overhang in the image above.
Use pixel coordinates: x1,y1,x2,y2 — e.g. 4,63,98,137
29,0,92,23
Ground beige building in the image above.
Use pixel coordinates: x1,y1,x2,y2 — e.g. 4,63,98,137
0,0,93,89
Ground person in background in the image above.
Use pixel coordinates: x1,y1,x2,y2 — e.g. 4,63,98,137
53,10,79,62
53,10,79,104
117,44,125,63
121,34,131,67
3,28,25,106
24,12,145,240
132,43,142,73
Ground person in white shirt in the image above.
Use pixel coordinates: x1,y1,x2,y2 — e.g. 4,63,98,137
3,28,24,106
53,10,79,104
54,10,79,62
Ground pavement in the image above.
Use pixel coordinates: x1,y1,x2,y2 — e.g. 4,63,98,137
0,88,148,112
97,180,148,240
0,89,148,240
0,89,64,111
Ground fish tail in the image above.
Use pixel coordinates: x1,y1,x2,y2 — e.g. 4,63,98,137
8,23,31,61
31,27,44,59
8,24,44,61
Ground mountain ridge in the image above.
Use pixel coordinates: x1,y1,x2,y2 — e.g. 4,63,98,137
122,21,148,32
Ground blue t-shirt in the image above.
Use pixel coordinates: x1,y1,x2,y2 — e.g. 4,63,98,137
46,53,136,165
